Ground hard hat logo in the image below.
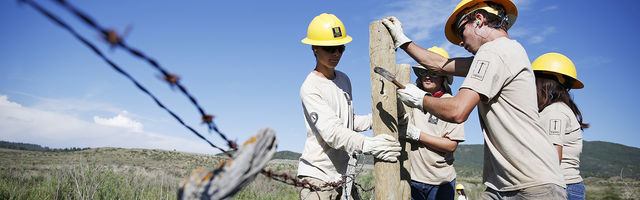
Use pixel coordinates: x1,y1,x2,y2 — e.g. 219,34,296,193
332,27,342,38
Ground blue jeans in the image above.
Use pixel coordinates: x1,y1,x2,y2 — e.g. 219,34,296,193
410,179,455,200
566,182,585,200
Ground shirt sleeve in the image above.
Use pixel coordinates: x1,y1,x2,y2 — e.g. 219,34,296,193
353,113,372,132
444,121,465,142
539,109,567,146
301,88,366,154
460,50,510,102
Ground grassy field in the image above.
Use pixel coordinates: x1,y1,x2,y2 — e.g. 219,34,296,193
1,148,638,199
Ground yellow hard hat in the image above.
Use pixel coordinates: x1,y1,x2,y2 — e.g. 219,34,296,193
445,0,518,45
301,13,352,46
413,46,454,85
456,184,465,190
427,46,450,59
532,53,584,89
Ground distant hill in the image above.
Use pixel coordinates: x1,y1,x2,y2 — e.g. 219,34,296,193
0,140,89,152
272,150,301,160
3,140,638,179
266,141,640,179
452,141,640,179
214,150,301,160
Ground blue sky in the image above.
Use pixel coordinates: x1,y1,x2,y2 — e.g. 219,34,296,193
1,0,639,154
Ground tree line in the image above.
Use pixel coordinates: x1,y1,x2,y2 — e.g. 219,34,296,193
0,140,89,152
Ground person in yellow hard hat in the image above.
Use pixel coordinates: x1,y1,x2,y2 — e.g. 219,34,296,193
381,0,567,199
400,47,465,200
455,184,467,200
297,13,402,200
533,53,588,200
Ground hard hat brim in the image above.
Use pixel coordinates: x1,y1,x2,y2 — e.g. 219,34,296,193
535,69,584,89
412,65,454,85
301,36,352,46
445,0,518,45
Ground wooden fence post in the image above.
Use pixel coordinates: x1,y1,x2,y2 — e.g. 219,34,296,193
369,20,411,200
396,63,412,200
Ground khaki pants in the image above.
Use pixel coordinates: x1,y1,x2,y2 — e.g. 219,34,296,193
482,183,567,200
299,176,361,200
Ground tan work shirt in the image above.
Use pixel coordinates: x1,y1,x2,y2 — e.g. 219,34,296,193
460,37,565,191
297,70,372,183
539,102,583,184
409,93,465,185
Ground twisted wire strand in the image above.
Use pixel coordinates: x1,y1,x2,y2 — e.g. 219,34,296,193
21,0,232,157
52,0,236,150
23,0,376,194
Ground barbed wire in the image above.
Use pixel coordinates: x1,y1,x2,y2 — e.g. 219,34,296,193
22,0,375,198
20,0,233,157
51,0,237,150
260,154,375,199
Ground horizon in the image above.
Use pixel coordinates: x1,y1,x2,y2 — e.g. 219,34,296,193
2,139,637,155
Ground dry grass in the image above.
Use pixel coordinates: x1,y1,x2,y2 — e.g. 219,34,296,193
1,148,638,200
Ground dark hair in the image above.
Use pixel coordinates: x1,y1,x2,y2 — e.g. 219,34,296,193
459,2,509,31
535,73,589,129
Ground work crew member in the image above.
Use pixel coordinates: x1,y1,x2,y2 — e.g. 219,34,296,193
533,53,589,200
456,184,467,200
403,47,465,200
297,13,402,200
381,0,567,198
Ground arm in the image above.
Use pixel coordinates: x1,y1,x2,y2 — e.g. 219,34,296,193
422,88,480,124
401,42,474,77
353,113,373,132
301,91,366,154
381,16,473,77
416,132,460,153
555,145,563,164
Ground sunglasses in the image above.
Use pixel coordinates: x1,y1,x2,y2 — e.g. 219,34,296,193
320,45,345,53
417,69,441,78
456,18,469,41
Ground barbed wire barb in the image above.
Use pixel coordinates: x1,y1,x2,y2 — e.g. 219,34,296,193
22,0,377,198
51,0,233,149
20,0,233,157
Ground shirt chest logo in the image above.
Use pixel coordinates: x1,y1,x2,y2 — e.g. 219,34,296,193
471,60,489,81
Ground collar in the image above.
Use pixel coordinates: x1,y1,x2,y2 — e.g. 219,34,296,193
432,91,445,98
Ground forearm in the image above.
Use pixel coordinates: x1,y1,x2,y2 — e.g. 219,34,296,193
402,43,473,77
422,97,470,124
555,145,563,164
421,88,479,124
417,133,459,153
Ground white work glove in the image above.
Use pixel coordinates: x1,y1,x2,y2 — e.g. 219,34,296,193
397,84,426,111
381,16,412,50
362,134,402,162
404,124,421,141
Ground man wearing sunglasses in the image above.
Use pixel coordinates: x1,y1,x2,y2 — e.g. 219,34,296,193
382,0,566,199
298,13,402,200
